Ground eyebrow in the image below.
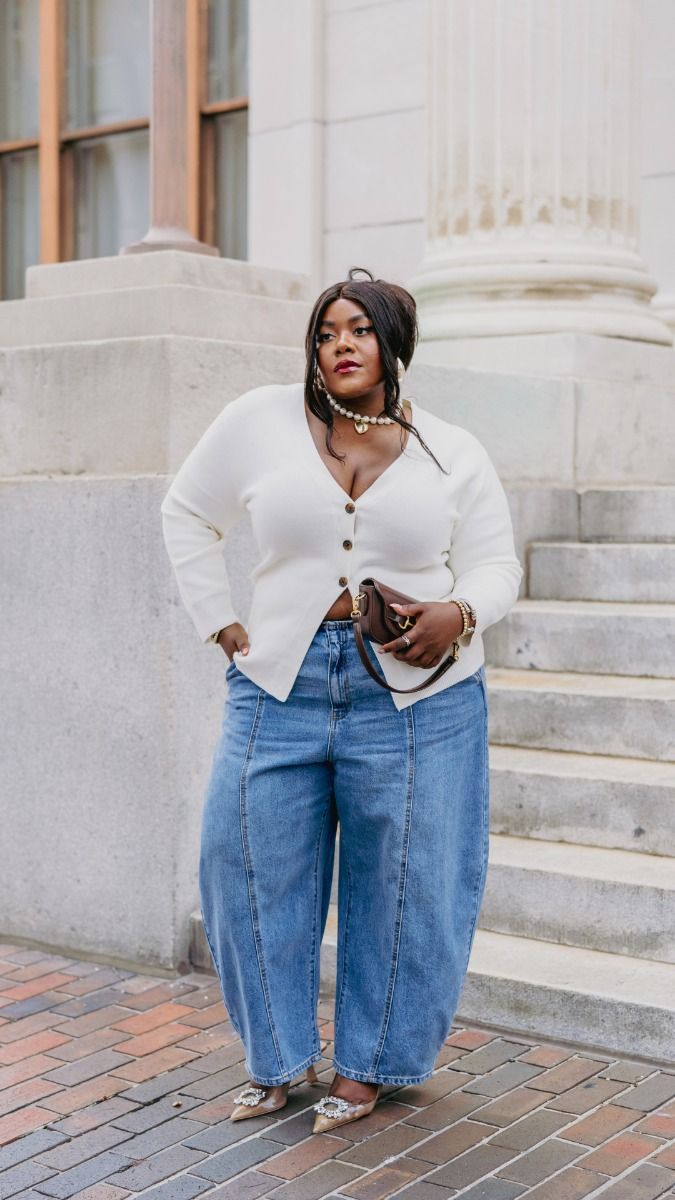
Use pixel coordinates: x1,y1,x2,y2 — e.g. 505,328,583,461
319,313,369,326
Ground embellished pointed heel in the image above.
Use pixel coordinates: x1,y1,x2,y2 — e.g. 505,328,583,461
312,1084,381,1133
230,1064,320,1122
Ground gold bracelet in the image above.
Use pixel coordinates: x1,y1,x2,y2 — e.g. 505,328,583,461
450,598,477,639
450,599,469,635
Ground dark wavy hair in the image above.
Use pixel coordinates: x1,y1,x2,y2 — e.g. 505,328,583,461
303,266,448,472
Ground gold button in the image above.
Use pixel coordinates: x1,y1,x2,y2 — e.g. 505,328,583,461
345,502,355,513
343,540,353,550
339,576,348,586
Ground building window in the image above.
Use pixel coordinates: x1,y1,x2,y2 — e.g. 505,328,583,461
0,0,40,141
207,0,247,103
0,0,40,297
1,150,39,300
211,108,248,260
62,0,151,262
202,0,248,259
70,129,149,259
0,0,249,299
65,0,150,128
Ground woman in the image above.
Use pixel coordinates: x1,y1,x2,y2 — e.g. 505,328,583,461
160,267,522,1134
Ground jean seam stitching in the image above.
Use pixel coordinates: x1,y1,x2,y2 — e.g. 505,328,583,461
334,856,352,1039
456,672,490,988
309,798,333,1053
199,911,243,1042
369,704,416,1076
326,630,337,759
340,630,351,708
238,689,286,1077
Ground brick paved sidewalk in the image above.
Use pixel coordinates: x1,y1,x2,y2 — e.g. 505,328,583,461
0,944,674,1199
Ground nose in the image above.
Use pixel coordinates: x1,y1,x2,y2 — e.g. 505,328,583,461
335,328,354,352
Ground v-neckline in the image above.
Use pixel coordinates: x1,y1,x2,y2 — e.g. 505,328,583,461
300,390,417,505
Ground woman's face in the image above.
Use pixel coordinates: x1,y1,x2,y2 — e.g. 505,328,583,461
315,297,384,401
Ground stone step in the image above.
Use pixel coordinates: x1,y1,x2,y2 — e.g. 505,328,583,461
490,745,675,857
460,930,675,1063
485,598,675,677
579,486,675,543
0,285,310,348
25,250,314,302
313,912,675,1062
487,668,675,762
528,541,675,602
0,339,305,478
480,834,675,963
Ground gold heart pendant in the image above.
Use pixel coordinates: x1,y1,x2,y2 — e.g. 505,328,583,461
354,421,369,434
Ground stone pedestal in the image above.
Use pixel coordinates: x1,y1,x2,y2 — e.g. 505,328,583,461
412,331,675,488
0,254,310,970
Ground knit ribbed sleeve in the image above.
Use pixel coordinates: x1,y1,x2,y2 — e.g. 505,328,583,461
160,394,250,643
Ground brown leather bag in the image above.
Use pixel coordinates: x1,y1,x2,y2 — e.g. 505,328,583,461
350,577,459,694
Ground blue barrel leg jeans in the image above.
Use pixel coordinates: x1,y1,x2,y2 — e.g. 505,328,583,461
199,618,489,1087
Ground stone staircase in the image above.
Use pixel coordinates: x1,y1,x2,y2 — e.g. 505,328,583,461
461,486,675,1062
191,485,675,1063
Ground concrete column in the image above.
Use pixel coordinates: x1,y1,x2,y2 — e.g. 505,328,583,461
639,0,675,337
409,0,672,346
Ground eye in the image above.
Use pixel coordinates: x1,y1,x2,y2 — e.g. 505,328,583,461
316,325,374,343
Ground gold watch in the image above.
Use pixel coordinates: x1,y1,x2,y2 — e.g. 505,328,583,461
207,629,223,645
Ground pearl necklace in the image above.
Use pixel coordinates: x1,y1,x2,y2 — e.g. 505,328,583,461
327,393,395,435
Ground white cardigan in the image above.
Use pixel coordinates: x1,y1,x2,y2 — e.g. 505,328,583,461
160,382,522,710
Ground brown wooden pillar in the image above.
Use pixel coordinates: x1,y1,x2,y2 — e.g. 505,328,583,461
39,0,63,264
122,0,218,255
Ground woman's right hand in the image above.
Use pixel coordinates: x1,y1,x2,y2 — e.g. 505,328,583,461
216,622,251,660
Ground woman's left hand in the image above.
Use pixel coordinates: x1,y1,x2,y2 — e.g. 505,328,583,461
378,601,465,668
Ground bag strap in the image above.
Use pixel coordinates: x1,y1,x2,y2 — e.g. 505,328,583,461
351,617,458,694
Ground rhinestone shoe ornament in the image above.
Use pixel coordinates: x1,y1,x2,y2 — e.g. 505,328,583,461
312,1083,382,1133
230,1064,320,1122
233,1086,266,1107
314,1095,350,1118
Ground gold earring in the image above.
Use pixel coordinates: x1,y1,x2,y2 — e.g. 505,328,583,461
396,357,405,382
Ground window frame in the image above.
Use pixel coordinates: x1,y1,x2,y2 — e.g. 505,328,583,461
192,0,248,248
0,0,249,297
